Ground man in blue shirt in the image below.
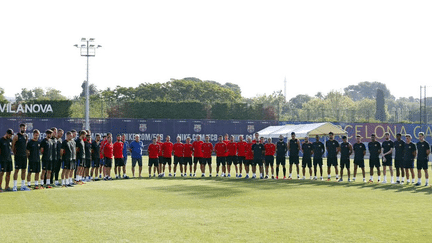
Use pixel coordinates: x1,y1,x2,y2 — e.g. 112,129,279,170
122,134,129,177
129,134,144,178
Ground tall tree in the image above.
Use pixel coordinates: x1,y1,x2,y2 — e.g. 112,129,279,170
79,81,99,98
0,88,7,103
15,87,67,101
375,89,386,121
344,81,394,101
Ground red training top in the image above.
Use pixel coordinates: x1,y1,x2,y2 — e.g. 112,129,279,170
157,141,163,157
173,142,184,157
183,143,193,158
214,142,227,157
104,142,114,159
223,140,230,157
227,142,237,156
162,141,173,158
245,142,254,160
113,141,124,159
264,143,276,156
202,142,213,159
192,140,204,157
237,141,247,157
148,143,160,159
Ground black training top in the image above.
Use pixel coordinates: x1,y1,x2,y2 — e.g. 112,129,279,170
313,141,325,159
252,143,265,161
40,138,53,162
382,140,394,158
289,139,299,157
368,141,381,159
0,137,12,162
276,141,287,157
394,140,405,160
416,141,430,161
340,142,351,159
15,133,28,156
353,143,366,160
404,142,416,161
326,140,339,158
302,142,313,159
26,139,40,162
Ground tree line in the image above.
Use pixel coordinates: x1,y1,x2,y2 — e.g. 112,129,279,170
0,79,427,123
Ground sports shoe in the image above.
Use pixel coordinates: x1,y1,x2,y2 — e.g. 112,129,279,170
276,176,279,180
124,175,130,179
288,177,292,180
300,177,305,180
201,174,205,178
283,176,287,180
363,179,366,183
5,187,13,192
190,173,192,177
338,179,343,182
260,176,264,179
425,182,429,187
396,180,400,184
239,174,242,178
99,175,102,179
391,181,395,184
272,176,275,179
381,181,387,184
55,182,61,186
415,182,421,186
215,174,218,177
227,174,231,178
46,185,53,188
115,176,119,179
169,173,172,177
12,186,17,192
297,175,300,179
252,175,256,179
20,186,31,191
108,177,113,180
313,176,317,180
368,179,373,183
348,179,351,182
377,180,380,183
245,174,250,179
209,175,212,177
320,177,324,181
264,175,269,179
326,178,331,182
181,174,184,177
34,186,40,189
67,184,74,187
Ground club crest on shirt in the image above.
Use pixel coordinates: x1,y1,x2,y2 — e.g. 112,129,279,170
247,125,255,133
25,123,33,131
194,124,201,132
139,124,147,132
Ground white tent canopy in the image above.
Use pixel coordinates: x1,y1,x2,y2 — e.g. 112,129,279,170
257,122,347,139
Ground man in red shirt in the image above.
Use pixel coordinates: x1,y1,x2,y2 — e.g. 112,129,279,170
161,135,174,177
114,134,128,179
183,137,193,176
226,135,238,178
156,135,164,177
264,137,276,179
102,134,114,180
214,135,227,177
201,135,214,177
244,136,254,178
99,135,107,178
172,136,184,177
192,135,204,177
237,135,247,178
148,138,160,177
223,134,230,157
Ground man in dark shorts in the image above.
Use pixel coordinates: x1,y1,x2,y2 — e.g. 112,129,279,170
148,138,160,177
49,127,58,186
264,137,275,179
156,135,164,177
352,135,366,183
183,137,193,177
84,134,92,181
381,132,394,184
288,132,301,180
75,130,87,184
236,135,247,178
60,131,74,187
90,134,101,180
394,133,405,184
415,132,429,186
275,135,287,179
161,135,174,177
326,132,339,181
301,136,313,180
201,135,213,177
129,134,143,178
214,135,227,177
312,135,325,180
114,134,128,179
192,135,204,177
12,123,30,191
0,129,14,191
40,129,54,188
226,135,238,178
102,134,114,180
244,136,254,179
403,134,416,184
339,136,352,182
368,134,381,183
252,137,265,179
26,129,41,189
53,128,64,186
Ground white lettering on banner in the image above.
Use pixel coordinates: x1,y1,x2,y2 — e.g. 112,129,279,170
0,104,53,114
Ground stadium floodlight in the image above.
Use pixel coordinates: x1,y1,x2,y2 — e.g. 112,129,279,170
74,37,102,131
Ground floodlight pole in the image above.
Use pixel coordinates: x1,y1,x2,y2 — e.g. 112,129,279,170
74,38,101,130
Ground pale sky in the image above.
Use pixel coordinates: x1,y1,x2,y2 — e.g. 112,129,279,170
1,0,431,101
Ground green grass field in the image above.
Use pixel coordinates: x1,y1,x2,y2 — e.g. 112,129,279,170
1,157,432,242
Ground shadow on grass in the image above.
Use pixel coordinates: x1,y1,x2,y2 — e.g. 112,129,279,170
143,175,432,196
